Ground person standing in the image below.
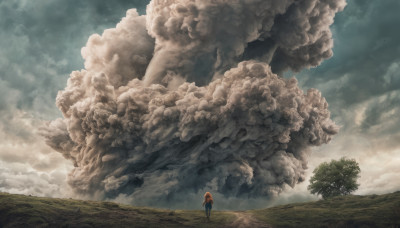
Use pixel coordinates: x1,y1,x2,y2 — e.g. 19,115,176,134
202,192,214,220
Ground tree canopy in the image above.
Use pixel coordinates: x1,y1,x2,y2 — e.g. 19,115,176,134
308,157,360,199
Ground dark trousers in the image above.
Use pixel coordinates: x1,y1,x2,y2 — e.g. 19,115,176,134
205,203,212,217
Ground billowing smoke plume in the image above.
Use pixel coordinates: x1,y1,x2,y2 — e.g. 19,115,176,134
42,0,344,207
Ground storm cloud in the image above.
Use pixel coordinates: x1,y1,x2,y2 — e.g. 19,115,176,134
292,0,400,201
42,0,344,207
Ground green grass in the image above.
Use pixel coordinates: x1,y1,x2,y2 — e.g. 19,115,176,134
250,191,400,228
0,193,235,228
1,191,400,227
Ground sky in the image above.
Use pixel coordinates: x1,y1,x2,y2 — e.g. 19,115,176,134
0,0,399,209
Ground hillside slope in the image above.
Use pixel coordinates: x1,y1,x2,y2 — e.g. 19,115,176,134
0,191,399,227
250,191,400,228
0,192,235,228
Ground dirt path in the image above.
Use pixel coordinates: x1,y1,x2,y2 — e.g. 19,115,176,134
227,211,271,228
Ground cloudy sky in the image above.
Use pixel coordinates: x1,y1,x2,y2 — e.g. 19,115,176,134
0,0,399,209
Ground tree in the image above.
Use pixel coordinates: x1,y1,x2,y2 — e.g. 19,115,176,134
308,157,360,199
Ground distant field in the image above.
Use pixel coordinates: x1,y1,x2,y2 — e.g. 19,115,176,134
0,191,399,227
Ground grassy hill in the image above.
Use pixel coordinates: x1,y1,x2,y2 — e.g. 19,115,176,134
250,192,400,228
0,192,234,228
0,191,399,228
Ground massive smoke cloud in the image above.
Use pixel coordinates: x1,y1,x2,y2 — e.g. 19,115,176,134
42,0,344,207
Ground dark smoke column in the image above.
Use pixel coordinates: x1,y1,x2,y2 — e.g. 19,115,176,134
42,0,345,207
